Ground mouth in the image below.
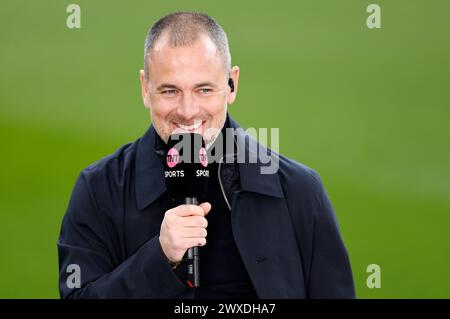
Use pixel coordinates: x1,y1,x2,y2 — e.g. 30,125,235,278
172,121,205,133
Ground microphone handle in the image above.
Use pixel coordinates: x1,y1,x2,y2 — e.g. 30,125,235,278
184,197,200,287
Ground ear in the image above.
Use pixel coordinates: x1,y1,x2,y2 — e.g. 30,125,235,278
140,69,151,109
227,66,240,104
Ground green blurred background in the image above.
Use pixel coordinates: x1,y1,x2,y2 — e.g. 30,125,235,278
1,0,449,298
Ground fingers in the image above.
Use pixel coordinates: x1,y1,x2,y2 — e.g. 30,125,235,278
171,203,211,217
183,216,208,228
199,202,212,216
180,226,207,239
177,202,211,228
181,237,207,250
161,202,211,258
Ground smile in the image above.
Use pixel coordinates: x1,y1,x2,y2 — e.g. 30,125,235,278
175,121,204,132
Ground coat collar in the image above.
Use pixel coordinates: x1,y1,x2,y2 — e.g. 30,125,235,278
228,116,283,200
135,124,167,210
135,114,283,210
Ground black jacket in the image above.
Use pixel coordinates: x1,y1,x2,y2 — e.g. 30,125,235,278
57,115,355,298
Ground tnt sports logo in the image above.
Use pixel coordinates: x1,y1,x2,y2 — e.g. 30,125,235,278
166,148,179,168
199,147,208,167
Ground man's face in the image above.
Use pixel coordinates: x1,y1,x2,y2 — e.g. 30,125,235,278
140,33,239,145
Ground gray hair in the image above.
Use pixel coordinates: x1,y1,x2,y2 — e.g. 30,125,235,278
143,12,231,79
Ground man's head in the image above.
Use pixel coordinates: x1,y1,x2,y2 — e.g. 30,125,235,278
140,12,240,145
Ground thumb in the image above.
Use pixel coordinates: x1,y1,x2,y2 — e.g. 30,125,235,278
199,202,212,216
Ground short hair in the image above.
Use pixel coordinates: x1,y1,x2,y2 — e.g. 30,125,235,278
143,12,231,79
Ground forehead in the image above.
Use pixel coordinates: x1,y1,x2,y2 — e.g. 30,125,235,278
148,33,225,81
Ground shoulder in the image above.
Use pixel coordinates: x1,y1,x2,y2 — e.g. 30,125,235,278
82,139,138,180
233,124,326,207
277,153,323,193
75,138,140,207
276,153,326,210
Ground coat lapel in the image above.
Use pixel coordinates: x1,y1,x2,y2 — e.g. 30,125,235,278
231,191,306,298
226,117,306,298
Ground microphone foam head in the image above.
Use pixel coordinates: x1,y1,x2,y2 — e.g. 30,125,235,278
163,133,209,199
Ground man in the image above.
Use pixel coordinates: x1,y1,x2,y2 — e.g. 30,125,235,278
57,12,355,299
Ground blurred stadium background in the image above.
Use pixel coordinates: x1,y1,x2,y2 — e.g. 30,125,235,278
0,0,449,298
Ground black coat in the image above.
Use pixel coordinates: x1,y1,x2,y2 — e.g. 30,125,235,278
57,115,355,298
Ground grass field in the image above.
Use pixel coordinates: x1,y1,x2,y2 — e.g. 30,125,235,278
1,0,449,298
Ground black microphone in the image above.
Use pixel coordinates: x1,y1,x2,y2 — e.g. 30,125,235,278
163,133,209,287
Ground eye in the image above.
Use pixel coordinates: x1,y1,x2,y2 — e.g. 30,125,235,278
162,89,177,95
199,88,212,94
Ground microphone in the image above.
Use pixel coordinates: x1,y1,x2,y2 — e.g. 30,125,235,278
163,133,209,287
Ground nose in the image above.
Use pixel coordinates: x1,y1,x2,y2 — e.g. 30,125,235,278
176,91,200,122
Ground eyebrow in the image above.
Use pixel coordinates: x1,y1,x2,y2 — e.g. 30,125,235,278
194,82,217,88
156,83,178,91
155,82,217,91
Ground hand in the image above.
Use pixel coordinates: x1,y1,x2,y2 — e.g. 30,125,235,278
159,202,212,263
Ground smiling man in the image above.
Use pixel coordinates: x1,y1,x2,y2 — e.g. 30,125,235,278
57,12,355,299
140,16,238,146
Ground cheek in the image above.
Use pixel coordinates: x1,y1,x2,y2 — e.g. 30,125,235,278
204,99,227,130
149,98,174,120
204,96,227,115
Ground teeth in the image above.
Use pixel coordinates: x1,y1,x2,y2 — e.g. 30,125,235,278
177,122,202,130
